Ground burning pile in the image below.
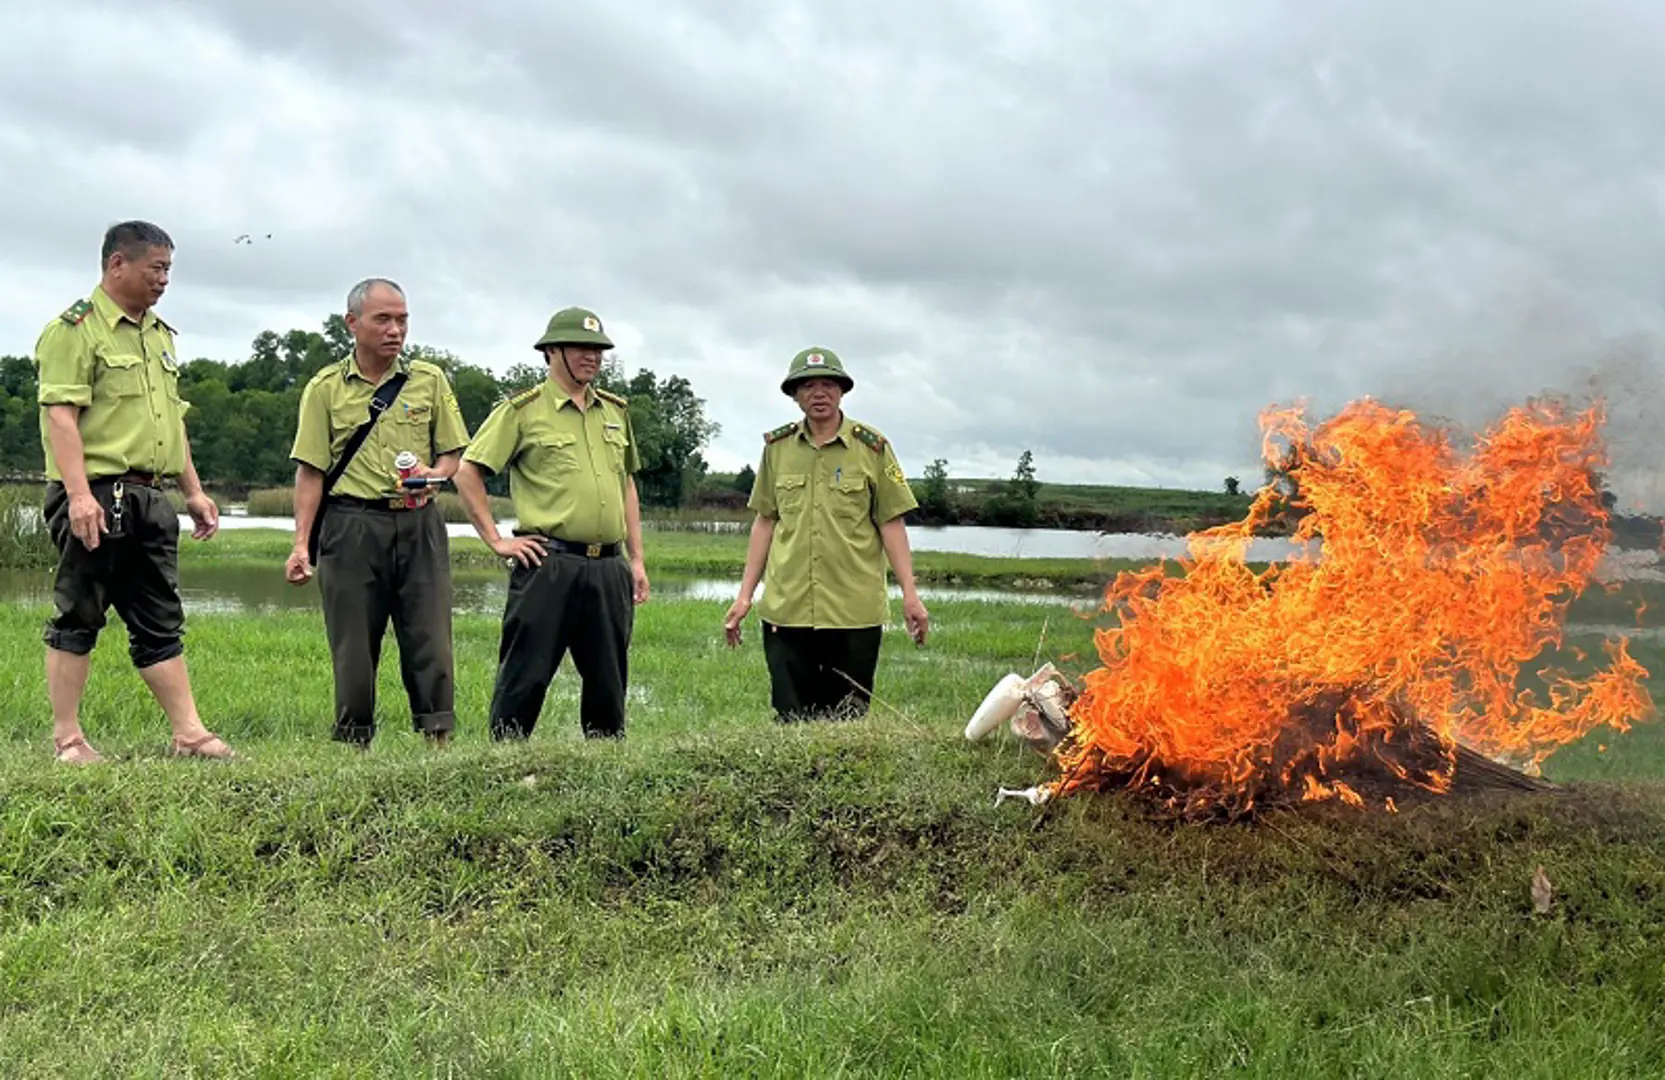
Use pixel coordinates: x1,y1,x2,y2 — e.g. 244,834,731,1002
1048,397,1654,820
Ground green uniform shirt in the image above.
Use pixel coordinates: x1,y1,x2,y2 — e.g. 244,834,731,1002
462,380,641,544
747,416,919,629
33,285,190,482
290,355,470,500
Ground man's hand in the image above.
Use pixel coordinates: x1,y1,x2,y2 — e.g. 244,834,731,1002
492,535,547,569
723,596,752,647
631,557,650,604
903,594,930,646
397,463,439,507
284,545,313,585
184,491,220,540
67,491,105,550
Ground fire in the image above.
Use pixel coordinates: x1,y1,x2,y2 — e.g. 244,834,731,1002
1050,397,1654,819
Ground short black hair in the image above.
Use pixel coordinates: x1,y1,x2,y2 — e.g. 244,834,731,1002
101,220,173,268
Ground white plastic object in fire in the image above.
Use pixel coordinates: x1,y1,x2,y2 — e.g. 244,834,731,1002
995,785,1052,807
964,663,1075,744
964,673,1026,740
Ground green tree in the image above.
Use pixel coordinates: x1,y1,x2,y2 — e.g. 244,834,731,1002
733,464,756,496
0,356,40,474
449,364,502,433
1224,476,1241,496
984,449,1040,527
499,362,546,398
323,313,352,358
1013,449,1038,503
0,317,730,498
920,458,952,520
620,369,721,507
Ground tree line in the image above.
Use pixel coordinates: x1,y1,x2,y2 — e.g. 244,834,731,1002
0,316,720,506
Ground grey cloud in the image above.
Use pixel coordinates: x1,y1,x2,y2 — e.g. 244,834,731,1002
7,0,1665,498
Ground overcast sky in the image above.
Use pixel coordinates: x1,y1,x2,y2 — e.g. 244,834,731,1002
6,0,1665,504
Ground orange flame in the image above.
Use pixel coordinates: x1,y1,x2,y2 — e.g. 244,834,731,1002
1051,397,1654,817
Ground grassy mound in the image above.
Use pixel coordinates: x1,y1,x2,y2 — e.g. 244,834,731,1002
0,591,1660,1073
0,731,1660,1075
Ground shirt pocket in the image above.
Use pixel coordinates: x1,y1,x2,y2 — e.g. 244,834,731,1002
828,476,871,523
157,351,188,416
775,473,809,516
329,399,370,433
532,429,581,472
601,426,629,472
95,352,145,398
391,403,433,446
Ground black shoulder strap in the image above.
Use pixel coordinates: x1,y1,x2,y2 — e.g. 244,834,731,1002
323,372,409,494
306,372,409,565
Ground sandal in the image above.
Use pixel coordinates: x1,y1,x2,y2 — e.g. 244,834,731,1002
169,733,237,760
53,734,103,764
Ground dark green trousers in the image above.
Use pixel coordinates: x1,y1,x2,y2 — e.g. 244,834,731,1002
41,478,185,668
761,622,883,723
489,551,634,740
315,500,456,745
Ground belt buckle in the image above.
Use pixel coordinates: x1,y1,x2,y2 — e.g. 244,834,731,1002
585,543,602,558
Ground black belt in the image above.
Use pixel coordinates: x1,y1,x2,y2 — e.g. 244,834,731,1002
93,471,164,488
327,494,416,511
533,536,622,558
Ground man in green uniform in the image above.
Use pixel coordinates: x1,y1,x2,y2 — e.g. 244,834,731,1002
35,220,235,763
283,278,471,748
723,347,929,722
454,306,649,740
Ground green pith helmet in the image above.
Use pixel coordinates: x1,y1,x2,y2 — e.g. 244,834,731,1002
781,346,853,395
534,306,614,351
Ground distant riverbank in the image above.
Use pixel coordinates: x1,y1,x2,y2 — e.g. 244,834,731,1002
171,526,1145,590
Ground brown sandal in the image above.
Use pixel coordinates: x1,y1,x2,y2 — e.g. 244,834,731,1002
169,733,237,760
53,735,103,764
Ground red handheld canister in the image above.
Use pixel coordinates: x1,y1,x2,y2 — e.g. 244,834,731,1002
395,451,421,508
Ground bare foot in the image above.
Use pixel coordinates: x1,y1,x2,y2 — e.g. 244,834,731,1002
53,734,103,765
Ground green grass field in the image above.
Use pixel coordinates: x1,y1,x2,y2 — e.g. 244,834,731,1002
944,477,1254,517
0,573,1662,1075
157,526,1132,591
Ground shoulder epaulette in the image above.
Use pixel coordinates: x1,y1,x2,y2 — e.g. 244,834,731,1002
58,299,93,327
507,385,542,409
764,422,799,445
154,314,177,335
595,387,629,408
850,423,887,453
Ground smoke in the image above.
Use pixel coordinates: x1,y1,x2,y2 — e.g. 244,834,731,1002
1369,276,1665,515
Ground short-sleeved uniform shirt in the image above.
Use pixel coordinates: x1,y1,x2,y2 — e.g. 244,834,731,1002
34,284,190,482
290,356,470,500
462,381,641,545
747,415,918,629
